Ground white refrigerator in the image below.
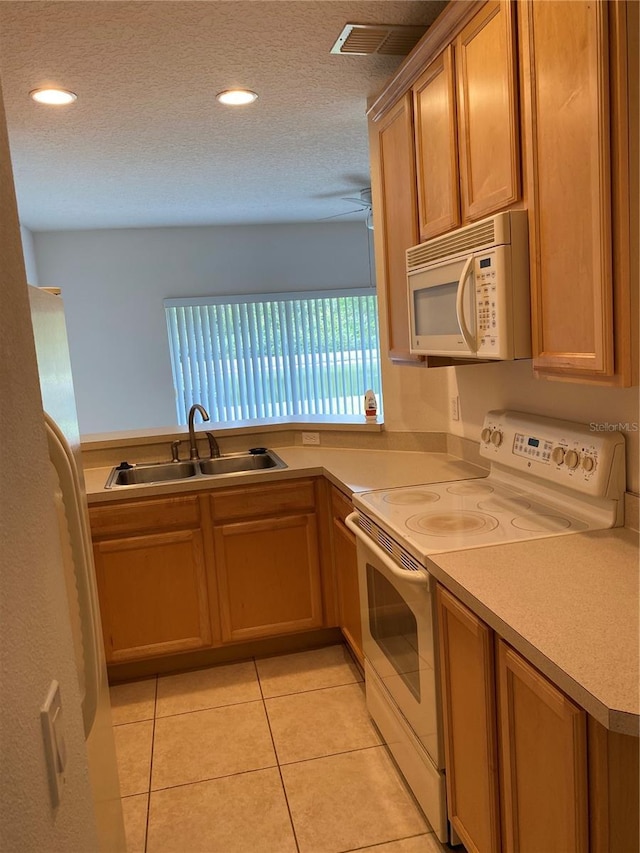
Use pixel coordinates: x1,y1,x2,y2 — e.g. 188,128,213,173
28,285,126,852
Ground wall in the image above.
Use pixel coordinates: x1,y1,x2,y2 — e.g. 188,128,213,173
381,357,639,493
0,82,99,851
20,223,39,284
33,222,374,434
34,219,637,493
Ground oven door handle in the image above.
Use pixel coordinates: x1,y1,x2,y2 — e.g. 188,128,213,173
345,512,429,587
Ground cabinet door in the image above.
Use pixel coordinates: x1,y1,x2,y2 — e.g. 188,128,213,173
331,488,363,666
456,0,520,223
497,640,588,853
94,529,211,663
436,585,501,853
413,46,460,241
520,0,616,378
214,513,323,643
369,93,422,363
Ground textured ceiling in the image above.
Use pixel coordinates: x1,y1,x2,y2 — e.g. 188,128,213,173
0,0,447,231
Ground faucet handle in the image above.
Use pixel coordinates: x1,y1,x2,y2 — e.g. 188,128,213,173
170,440,181,462
206,432,221,459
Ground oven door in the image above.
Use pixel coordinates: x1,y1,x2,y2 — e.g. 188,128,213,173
346,514,441,768
408,253,477,357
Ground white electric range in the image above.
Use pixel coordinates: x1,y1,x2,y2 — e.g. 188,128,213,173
354,410,626,564
347,410,626,844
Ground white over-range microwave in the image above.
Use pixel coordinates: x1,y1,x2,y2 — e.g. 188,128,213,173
407,210,531,360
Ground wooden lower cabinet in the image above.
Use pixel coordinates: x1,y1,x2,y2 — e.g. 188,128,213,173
90,478,333,664
497,639,589,853
210,478,325,644
91,496,212,663
330,486,363,666
436,583,639,853
213,512,323,643
436,585,501,853
588,718,640,852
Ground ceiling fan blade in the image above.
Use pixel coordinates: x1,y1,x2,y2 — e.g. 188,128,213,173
318,210,363,221
340,197,371,208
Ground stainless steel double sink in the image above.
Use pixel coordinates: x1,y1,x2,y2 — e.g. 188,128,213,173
105,449,287,489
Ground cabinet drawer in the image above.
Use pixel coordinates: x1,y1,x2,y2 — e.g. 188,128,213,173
210,479,316,521
331,485,353,524
89,495,201,538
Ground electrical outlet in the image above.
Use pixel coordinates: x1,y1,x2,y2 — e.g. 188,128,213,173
450,395,460,421
302,432,320,446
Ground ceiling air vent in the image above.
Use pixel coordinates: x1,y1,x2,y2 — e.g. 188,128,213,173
330,23,428,56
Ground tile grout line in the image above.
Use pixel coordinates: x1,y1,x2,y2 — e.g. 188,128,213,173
110,673,364,727
143,741,388,798
118,648,366,849
260,675,364,702
147,761,280,795
150,695,265,722
143,675,158,853
336,830,439,853
254,656,301,853
274,741,386,770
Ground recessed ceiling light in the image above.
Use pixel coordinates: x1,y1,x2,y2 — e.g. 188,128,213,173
30,88,77,105
216,89,258,106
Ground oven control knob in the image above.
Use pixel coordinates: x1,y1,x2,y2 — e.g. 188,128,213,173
582,455,595,472
481,427,492,444
551,446,565,465
565,449,580,470
490,429,503,447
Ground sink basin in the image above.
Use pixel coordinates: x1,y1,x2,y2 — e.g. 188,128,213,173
107,461,198,487
199,452,285,476
104,450,287,488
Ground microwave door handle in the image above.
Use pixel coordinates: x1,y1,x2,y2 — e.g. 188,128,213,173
455,255,477,353
345,512,429,587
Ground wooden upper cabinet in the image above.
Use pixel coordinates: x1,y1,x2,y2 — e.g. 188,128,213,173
411,1,520,242
520,0,634,383
368,93,422,363
413,46,460,241
456,0,520,224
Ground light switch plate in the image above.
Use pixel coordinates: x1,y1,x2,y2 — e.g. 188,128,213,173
41,680,66,807
450,396,460,421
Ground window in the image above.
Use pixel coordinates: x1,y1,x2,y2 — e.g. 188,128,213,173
165,289,382,425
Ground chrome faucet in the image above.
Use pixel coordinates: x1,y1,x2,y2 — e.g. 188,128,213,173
187,404,210,460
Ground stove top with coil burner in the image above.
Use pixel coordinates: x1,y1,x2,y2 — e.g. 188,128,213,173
353,411,626,566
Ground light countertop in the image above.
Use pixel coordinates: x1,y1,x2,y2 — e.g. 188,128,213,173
427,528,639,735
84,446,485,503
83,444,639,734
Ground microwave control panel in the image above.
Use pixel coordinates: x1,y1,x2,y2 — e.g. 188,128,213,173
474,250,509,357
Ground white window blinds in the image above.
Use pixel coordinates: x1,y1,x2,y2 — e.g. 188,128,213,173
164,289,382,425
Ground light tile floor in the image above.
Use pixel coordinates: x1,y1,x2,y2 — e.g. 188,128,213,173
111,644,449,853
